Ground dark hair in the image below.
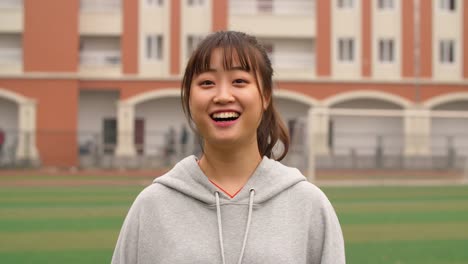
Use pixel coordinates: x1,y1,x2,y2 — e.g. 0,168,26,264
181,31,289,161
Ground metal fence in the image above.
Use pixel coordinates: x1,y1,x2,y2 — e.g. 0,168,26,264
1,130,467,175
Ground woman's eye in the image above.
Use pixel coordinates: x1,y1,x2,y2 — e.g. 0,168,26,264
199,80,214,87
233,79,247,85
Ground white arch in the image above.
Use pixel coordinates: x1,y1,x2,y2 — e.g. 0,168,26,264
115,88,181,156
423,92,468,109
123,88,180,105
0,88,31,104
274,89,319,107
0,88,39,163
322,90,412,108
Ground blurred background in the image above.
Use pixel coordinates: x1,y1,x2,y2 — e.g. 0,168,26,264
0,0,467,263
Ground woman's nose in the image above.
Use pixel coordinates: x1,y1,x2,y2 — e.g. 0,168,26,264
213,83,234,104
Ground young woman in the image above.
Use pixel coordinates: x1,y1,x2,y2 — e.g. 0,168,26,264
112,31,345,264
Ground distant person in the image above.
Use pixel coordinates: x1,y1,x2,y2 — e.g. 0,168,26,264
0,128,5,155
112,31,345,264
164,126,176,165
179,124,189,156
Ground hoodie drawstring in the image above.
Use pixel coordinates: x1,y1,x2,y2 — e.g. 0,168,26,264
215,192,226,264
215,189,256,264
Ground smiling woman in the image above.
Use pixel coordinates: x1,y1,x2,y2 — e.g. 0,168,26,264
111,31,345,264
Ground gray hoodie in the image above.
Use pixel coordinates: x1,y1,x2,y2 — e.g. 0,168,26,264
112,156,345,264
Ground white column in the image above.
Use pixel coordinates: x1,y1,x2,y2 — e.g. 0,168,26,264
16,100,39,163
307,107,316,182
115,102,137,157
404,108,431,156
309,106,330,155
306,106,330,182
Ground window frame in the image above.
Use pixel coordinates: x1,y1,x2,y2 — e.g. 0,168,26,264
337,0,354,9
337,37,355,63
145,34,163,61
186,35,204,58
187,0,205,7
377,0,394,11
439,39,456,65
146,0,164,7
439,0,456,12
378,38,395,63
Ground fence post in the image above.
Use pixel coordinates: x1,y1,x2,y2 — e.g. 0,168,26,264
307,107,316,182
375,135,383,169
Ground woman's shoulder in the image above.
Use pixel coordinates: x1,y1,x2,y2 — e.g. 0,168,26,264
290,180,333,206
131,181,174,206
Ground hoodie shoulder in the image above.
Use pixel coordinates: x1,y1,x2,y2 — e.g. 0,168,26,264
292,181,332,204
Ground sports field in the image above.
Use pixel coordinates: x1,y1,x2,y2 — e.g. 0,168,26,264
1,175,467,264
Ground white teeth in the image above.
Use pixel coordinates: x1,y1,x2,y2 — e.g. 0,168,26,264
212,112,240,119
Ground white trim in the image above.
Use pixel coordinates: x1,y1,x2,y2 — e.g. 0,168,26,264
0,87,39,162
423,92,468,108
0,87,34,104
322,90,412,108
329,108,404,117
123,88,180,105
274,89,318,107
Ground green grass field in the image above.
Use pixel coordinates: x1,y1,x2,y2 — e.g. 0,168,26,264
1,175,467,264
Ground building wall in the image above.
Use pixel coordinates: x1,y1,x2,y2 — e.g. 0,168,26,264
0,79,78,167
0,0,467,167
23,0,79,72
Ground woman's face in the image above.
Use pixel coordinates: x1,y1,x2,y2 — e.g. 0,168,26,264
189,48,267,149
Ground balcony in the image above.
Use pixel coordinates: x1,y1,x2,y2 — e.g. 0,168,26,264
79,36,121,76
80,50,120,66
80,0,120,11
0,48,22,74
79,0,122,35
79,50,121,76
271,53,315,69
229,0,316,37
270,53,315,79
230,0,314,15
0,0,23,32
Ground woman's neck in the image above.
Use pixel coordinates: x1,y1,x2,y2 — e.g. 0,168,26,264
198,142,262,195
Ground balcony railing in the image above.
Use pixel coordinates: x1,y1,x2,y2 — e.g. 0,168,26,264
0,48,22,64
0,0,22,9
230,0,315,15
80,50,121,66
270,53,315,69
80,0,121,11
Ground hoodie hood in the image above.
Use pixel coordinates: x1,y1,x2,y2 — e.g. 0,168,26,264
154,155,308,264
154,155,306,205
112,155,345,264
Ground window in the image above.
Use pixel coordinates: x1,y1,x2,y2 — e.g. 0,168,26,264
439,40,455,64
377,0,394,10
337,0,354,9
187,0,204,6
187,35,204,58
439,0,456,12
262,43,274,63
146,0,163,6
258,0,273,13
103,119,117,154
146,35,163,60
338,38,354,62
378,38,394,63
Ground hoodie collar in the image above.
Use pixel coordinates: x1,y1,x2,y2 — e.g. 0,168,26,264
154,155,306,205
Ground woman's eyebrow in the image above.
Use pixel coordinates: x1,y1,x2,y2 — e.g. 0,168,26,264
228,66,249,72
200,66,249,74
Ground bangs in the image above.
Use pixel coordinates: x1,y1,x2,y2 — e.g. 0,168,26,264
190,32,259,75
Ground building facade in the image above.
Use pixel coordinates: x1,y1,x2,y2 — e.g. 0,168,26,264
0,0,467,172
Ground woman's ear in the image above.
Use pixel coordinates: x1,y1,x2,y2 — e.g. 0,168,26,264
262,93,271,111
